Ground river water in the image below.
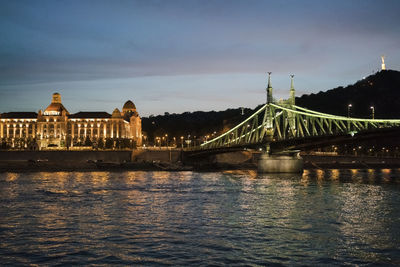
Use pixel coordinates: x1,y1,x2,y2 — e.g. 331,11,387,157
0,169,399,266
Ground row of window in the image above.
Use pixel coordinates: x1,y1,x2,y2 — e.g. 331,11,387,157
1,128,132,138
1,123,130,130
0,120,128,126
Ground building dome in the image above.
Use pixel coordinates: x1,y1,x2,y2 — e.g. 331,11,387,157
112,108,122,118
122,100,136,111
44,92,69,115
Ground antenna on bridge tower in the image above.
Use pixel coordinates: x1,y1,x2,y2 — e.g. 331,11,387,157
289,74,295,106
267,72,273,104
381,55,386,70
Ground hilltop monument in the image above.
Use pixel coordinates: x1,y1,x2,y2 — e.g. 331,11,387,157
381,55,386,70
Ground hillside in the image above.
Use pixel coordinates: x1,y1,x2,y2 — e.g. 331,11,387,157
142,70,400,143
142,108,253,143
296,70,400,118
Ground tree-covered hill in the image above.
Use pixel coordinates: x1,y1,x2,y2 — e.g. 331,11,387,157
142,108,253,144
296,70,400,118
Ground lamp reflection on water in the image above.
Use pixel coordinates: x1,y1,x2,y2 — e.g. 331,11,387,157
88,171,110,186
6,172,19,181
330,169,340,181
367,169,375,182
316,169,325,182
381,169,392,183
300,169,311,186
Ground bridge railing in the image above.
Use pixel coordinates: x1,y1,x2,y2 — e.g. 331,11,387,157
270,103,400,141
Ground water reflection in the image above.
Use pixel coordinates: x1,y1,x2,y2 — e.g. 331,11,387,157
5,172,19,182
316,169,325,181
0,170,399,265
330,169,340,181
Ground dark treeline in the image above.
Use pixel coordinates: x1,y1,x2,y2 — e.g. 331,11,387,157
143,70,400,144
142,108,254,144
296,70,400,118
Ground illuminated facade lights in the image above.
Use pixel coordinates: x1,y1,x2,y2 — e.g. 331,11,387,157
0,93,142,149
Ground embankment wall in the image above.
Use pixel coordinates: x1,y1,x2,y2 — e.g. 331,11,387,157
0,151,131,163
132,149,182,162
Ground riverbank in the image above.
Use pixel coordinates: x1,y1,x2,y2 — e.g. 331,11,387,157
1,158,400,172
1,150,400,172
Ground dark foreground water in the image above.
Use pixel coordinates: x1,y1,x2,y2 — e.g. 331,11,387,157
0,169,400,266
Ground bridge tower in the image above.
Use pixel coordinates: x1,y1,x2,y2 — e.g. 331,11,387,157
265,73,274,140
289,74,295,106
287,75,297,137
266,72,273,104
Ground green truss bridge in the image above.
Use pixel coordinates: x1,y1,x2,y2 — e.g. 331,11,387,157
193,74,400,154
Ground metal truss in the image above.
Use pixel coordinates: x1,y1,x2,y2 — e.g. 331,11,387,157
199,103,400,150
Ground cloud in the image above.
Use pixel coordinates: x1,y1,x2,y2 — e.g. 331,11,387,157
0,0,400,114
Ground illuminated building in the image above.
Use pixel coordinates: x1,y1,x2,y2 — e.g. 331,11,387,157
0,93,142,149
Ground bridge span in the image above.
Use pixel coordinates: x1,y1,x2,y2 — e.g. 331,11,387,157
187,74,400,172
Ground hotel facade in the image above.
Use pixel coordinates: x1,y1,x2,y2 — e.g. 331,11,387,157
0,93,142,149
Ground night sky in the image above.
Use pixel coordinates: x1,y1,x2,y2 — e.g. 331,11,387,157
1,0,399,116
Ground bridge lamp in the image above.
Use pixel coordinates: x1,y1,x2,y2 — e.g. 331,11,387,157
347,104,352,117
370,106,375,120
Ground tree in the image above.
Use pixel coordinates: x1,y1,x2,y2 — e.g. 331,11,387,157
0,138,6,150
27,138,37,150
84,136,92,147
114,138,121,149
105,138,113,149
97,138,104,149
66,136,72,149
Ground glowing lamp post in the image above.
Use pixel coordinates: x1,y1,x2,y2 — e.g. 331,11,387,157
347,104,352,118
370,106,375,120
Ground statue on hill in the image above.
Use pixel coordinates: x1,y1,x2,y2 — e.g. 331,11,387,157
381,55,386,70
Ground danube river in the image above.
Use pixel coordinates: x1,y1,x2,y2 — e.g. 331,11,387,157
0,169,399,265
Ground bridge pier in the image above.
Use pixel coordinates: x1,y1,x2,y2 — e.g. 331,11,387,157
257,151,303,173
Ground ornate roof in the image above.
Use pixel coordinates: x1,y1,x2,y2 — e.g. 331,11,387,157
44,93,69,115
122,100,136,111
112,108,122,118
44,103,69,115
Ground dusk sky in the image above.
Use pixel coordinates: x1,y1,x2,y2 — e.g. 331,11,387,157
1,0,399,116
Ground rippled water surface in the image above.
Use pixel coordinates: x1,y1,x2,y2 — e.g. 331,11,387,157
1,169,400,265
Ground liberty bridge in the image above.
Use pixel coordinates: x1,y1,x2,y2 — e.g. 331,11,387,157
187,73,400,172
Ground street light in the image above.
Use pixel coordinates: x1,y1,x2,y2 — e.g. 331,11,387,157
347,104,352,117
156,137,161,148
180,136,184,149
370,106,375,120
